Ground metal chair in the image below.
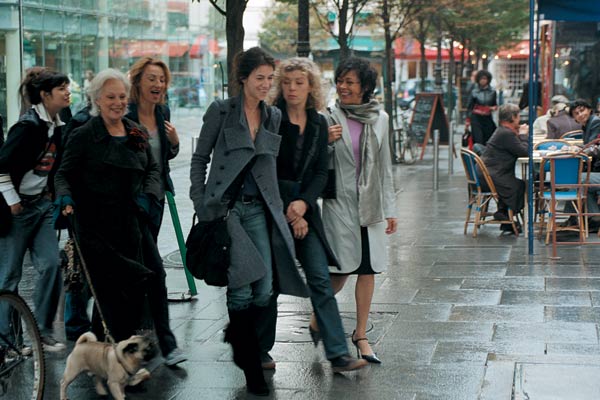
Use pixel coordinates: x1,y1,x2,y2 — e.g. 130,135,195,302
534,139,571,151
537,153,590,256
460,149,520,237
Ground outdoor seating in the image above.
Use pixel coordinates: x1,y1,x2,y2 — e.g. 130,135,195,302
537,153,590,255
460,149,521,237
534,139,571,151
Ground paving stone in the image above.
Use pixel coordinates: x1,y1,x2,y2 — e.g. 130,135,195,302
500,290,592,306
413,289,502,305
492,322,598,343
460,277,545,291
478,361,519,400
506,264,600,277
544,306,600,323
546,277,600,291
388,321,493,342
392,304,453,321
513,363,600,400
380,277,464,290
450,305,544,323
427,264,508,278
545,343,600,356
431,341,545,364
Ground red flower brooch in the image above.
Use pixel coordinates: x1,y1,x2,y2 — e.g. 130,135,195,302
127,127,149,151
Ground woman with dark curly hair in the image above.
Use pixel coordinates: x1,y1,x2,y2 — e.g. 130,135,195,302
320,57,397,365
466,70,498,146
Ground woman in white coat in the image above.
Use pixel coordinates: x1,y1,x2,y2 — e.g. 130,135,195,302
321,57,397,364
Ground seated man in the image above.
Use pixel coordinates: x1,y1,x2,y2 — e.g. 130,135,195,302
478,103,528,232
533,95,569,138
546,101,581,139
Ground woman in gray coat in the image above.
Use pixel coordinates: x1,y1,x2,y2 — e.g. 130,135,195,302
322,57,397,364
190,47,308,396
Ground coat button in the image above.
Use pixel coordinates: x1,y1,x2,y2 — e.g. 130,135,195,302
211,193,215,197
224,151,230,156
219,165,225,170
216,181,221,185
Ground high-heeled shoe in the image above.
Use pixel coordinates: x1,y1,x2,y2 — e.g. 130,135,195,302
308,325,321,347
351,330,382,364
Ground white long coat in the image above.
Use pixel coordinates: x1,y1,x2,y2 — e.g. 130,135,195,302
322,106,396,274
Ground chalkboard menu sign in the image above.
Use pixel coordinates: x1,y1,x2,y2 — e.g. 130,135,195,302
409,93,449,159
458,77,471,111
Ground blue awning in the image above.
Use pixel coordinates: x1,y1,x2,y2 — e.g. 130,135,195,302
539,0,600,21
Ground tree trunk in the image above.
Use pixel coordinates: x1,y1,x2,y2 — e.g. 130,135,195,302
226,0,247,96
382,0,395,159
337,0,351,62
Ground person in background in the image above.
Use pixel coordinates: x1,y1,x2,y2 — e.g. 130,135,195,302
546,98,581,139
126,57,186,366
478,103,528,232
466,70,497,146
322,57,397,365
571,99,600,145
54,69,159,345
269,57,368,372
533,95,570,138
0,68,70,352
190,47,309,396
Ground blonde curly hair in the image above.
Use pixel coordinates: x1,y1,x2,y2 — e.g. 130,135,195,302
270,57,325,111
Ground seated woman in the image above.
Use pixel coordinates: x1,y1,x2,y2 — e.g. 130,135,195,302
478,103,528,232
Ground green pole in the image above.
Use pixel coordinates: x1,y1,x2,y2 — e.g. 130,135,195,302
165,191,197,296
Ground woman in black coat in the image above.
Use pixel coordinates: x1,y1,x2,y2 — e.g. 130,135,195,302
467,70,498,146
55,68,161,342
269,57,367,372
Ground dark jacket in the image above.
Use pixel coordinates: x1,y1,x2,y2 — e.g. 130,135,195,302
190,95,309,297
546,111,582,139
467,86,497,116
0,114,4,147
582,114,600,145
126,103,179,194
0,108,63,198
275,103,339,268
479,125,528,211
63,105,92,145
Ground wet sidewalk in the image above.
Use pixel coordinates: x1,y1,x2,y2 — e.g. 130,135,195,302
27,131,600,399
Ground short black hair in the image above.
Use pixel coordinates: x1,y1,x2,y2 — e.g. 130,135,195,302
475,70,492,85
233,47,275,89
20,67,70,106
335,56,378,104
569,98,592,118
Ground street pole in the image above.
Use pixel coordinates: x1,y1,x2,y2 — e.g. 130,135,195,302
297,0,310,57
434,17,443,92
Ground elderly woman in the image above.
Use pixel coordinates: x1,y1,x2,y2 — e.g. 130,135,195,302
466,70,498,146
267,57,367,372
55,69,160,343
190,47,308,396
322,57,397,364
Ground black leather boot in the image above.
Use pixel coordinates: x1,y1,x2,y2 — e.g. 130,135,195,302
224,308,269,396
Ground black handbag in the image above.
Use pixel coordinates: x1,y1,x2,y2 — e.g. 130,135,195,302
185,215,231,286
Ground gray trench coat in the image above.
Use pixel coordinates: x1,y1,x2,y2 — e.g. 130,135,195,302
190,95,309,297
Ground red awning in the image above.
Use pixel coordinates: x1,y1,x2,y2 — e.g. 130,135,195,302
109,40,189,58
168,42,189,58
495,40,530,59
190,35,221,59
394,38,463,61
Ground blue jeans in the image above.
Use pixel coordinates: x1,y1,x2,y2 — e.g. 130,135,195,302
226,200,273,311
64,283,91,340
296,229,348,360
0,197,62,335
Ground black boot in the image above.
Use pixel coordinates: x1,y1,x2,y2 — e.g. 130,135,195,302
224,308,269,396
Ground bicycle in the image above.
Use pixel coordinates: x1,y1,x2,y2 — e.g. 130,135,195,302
393,103,419,165
0,290,45,400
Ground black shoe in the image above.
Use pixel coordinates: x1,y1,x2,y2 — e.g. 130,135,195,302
330,354,368,372
308,325,321,347
351,330,382,364
493,211,509,221
260,352,275,370
500,222,522,234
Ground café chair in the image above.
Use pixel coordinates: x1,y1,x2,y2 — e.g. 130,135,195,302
534,139,571,151
460,149,521,237
560,130,583,140
537,153,590,251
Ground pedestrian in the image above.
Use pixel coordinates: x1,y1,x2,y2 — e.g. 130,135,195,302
0,68,70,353
126,57,186,366
478,103,528,232
190,47,309,396
268,57,368,372
54,68,160,344
466,70,498,146
321,56,397,364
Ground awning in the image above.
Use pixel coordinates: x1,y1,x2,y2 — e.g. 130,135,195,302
168,42,189,58
190,35,221,59
495,40,529,60
394,38,463,60
539,0,600,22
110,40,189,58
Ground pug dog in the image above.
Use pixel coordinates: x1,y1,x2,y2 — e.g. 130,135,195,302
60,332,157,400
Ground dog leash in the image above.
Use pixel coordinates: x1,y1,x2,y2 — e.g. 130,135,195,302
66,214,117,347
